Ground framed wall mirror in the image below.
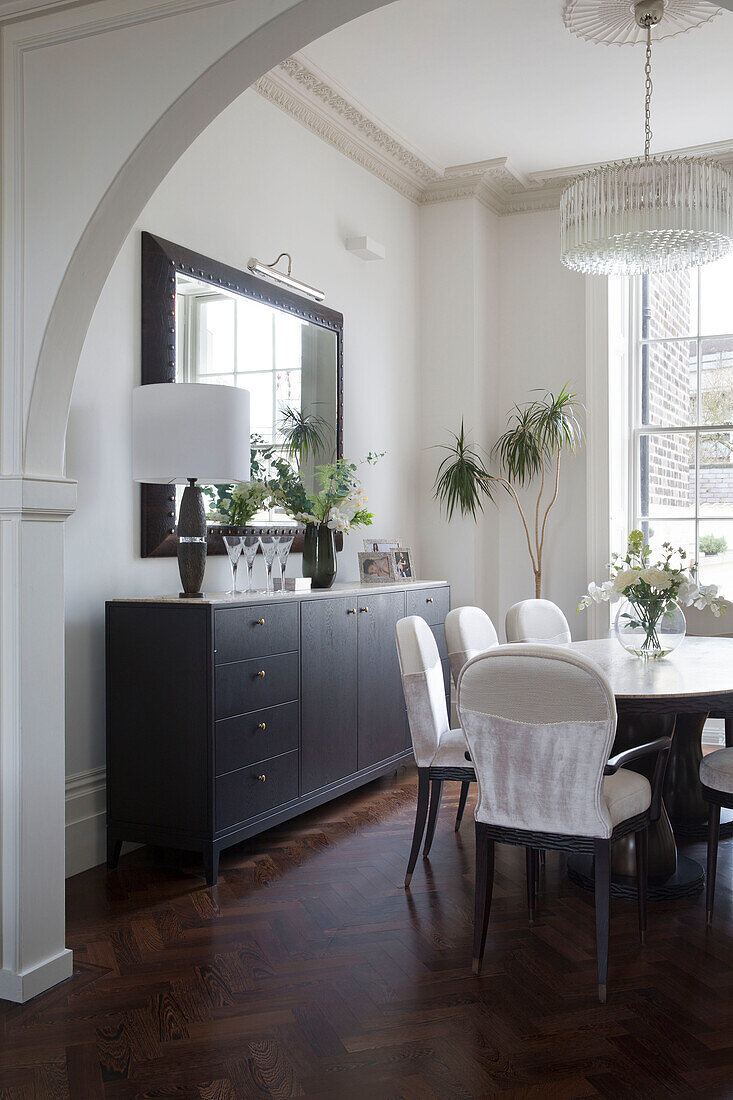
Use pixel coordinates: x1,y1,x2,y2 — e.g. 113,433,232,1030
140,233,343,556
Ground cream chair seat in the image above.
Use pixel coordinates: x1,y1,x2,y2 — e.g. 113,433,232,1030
700,746,733,925
457,644,670,1002
444,606,500,830
505,598,572,645
396,615,474,886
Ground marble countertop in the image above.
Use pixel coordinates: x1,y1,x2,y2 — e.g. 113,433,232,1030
111,579,448,606
570,636,733,699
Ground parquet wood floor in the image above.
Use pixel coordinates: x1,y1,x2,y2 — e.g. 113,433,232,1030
1,767,732,1099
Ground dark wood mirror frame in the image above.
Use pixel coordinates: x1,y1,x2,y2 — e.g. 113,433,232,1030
140,232,344,557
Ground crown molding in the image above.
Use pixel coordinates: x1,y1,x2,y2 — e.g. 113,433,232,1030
255,53,733,217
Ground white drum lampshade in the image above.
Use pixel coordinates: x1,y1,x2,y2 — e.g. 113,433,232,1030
132,382,251,598
132,382,250,485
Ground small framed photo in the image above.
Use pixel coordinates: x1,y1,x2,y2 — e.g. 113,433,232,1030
358,551,395,584
363,537,401,552
391,547,416,581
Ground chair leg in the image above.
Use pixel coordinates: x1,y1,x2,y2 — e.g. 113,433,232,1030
706,803,721,927
455,781,470,832
423,779,443,859
634,828,648,945
472,826,495,974
405,769,430,888
525,848,537,923
594,839,611,1004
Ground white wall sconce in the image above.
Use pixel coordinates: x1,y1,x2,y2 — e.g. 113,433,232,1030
346,236,386,262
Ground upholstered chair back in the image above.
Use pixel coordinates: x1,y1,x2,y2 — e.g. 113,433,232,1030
457,645,618,838
396,616,451,767
505,599,572,645
445,606,499,685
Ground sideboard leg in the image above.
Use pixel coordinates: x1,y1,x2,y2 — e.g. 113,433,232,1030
203,847,219,887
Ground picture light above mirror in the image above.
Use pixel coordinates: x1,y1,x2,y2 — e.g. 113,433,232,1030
140,232,343,558
247,252,325,302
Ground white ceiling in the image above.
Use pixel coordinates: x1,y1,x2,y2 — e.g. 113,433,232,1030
303,0,733,175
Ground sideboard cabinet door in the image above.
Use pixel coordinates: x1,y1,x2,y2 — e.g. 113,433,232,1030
357,591,407,769
301,598,358,793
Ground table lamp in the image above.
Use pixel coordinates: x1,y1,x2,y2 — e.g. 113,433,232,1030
132,382,250,597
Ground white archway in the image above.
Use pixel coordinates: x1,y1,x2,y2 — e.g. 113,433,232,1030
2,0,393,1003
25,0,393,479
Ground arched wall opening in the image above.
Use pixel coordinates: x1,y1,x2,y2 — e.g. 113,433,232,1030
24,0,395,480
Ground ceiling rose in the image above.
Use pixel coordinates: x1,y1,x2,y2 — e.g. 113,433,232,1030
563,0,722,46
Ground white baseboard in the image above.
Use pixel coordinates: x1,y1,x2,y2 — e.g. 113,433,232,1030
0,948,73,1003
65,766,107,877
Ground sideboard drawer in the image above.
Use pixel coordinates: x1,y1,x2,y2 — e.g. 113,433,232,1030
215,701,299,776
215,749,299,831
215,602,299,665
407,586,449,625
215,652,299,720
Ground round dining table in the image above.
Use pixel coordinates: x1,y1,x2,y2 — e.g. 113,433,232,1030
568,636,733,900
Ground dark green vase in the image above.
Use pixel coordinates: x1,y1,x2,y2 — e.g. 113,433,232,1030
302,523,337,589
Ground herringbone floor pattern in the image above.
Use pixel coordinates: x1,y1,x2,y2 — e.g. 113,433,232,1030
1,768,732,1098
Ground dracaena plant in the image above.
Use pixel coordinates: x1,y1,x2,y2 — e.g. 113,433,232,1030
433,385,584,599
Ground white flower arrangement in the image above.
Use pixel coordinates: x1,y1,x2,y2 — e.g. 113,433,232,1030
579,530,725,618
579,531,725,657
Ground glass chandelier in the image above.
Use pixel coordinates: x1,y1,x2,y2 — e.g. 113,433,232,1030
560,0,733,276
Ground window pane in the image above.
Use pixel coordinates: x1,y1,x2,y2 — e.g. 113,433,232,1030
637,520,696,568
698,519,733,596
196,298,235,375
699,336,733,426
641,340,696,426
700,252,733,336
698,430,733,516
274,312,304,372
237,297,273,372
237,372,273,437
638,432,694,518
644,269,696,340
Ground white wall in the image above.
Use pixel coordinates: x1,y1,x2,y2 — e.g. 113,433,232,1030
64,86,421,873
496,209,588,638
417,198,501,617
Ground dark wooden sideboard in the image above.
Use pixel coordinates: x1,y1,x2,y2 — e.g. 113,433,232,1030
106,580,450,884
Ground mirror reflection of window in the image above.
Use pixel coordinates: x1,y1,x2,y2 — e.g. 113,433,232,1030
175,274,337,526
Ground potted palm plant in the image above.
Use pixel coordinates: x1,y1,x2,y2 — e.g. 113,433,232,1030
433,385,583,599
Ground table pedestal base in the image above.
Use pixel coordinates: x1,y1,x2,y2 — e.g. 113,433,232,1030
567,853,704,901
672,807,733,840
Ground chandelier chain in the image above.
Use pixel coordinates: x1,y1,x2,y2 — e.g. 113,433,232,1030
644,22,653,159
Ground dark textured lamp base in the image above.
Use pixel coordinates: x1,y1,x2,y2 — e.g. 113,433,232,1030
177,479,207,598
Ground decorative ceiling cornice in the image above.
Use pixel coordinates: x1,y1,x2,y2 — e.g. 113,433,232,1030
254,53,733,217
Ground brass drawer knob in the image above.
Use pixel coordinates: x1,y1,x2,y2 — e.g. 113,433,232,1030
257,722,267,731
256,669,266,679
255,618,265,626
359,606,369,613
347,607,357,615
257,774,267,783
427,597,434,604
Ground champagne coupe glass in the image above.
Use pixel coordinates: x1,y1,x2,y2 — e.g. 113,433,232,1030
259,535,278,596
242,536,259,595
222,535,244,595
274,534,295,594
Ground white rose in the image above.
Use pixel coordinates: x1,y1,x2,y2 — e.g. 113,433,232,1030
640,568,673,590
613,568,641,593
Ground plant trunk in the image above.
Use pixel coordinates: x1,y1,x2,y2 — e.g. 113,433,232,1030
534,570,542,599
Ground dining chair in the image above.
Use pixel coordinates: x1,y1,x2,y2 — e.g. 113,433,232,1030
457,644,671,1002
505,598,572,645
444,606,499,831
700,747,733,925
396,615,475,886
